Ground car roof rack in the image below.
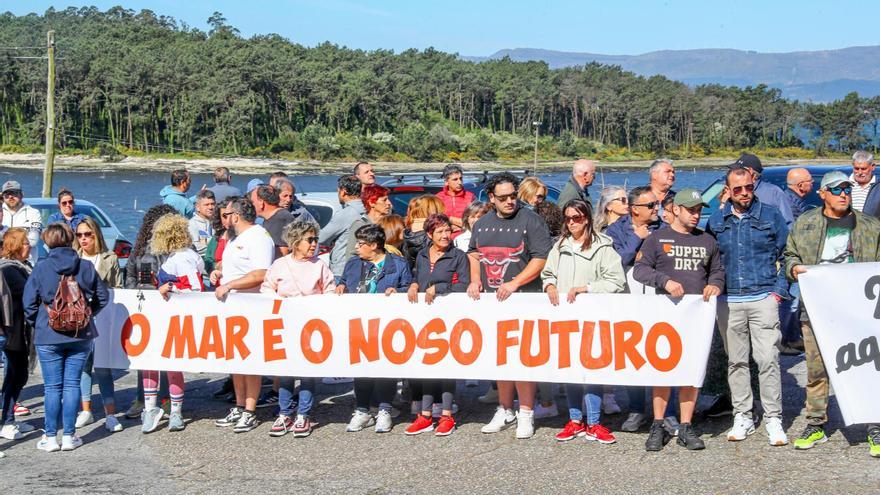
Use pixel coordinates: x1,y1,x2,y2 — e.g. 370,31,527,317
387,170,533,183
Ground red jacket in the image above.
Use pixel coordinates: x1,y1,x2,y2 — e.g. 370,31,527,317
435,186,475,221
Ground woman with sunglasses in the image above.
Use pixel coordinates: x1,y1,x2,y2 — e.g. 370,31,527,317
542,199,626,444
47,189,87,231
261,220,335,438
73,216,124,433
593,186,628,232
404,214,469,436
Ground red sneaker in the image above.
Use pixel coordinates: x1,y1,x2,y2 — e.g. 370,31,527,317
434,416,456,436
555,420,586,441
584,424,617,444
405,414,434,435
13,403,30,416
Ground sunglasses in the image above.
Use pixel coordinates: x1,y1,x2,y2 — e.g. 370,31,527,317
221,212,238,218
565,214,586,223
492,193,518,202
732,184,755,195
610,197,628,204
76,231,94,238
632,201,658,209
60,200,74,206
305,236,319,244
2,191,20,198
826,186,852,196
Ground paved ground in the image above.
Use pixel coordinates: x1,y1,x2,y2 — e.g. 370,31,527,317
0,354,877,495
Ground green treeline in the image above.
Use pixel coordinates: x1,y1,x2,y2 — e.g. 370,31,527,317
1,7,879,162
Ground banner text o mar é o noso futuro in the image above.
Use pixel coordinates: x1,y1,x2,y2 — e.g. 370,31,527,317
93,290,717,387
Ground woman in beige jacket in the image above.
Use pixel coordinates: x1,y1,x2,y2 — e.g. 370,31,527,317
540,199,625,445
73,216,124,433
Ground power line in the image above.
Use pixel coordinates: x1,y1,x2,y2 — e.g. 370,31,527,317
0,46,43,50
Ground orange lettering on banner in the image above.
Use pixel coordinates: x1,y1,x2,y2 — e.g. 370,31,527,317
162,315,198,359
449,319,481,365
197,316,225,359
225,316,251,360
520,319,550,367
382,319,416,365
349,318,380,363
614,321,646,370
496,320,520,365
301,319,332,364
263,318,286,362
644,322,682,372
121,313,150,357
550,320,579,369
417,318,448,365
580,321,613,369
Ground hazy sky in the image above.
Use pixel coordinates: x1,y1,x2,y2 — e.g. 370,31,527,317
8,0,880,55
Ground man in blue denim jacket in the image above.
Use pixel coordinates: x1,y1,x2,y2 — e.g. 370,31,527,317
706,167,790,447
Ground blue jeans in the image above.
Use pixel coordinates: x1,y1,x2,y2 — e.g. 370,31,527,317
628,387,677,416
779,282,803,345
80,350,116,408
565,383,602,425
278,377,316,417
37,340,92,436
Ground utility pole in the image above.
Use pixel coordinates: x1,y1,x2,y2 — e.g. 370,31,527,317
42,30,55,198
532,121,541,171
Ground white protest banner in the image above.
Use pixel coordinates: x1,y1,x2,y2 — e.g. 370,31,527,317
93,290,716,386
799,262,880,426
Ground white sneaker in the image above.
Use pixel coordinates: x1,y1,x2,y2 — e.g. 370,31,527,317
534,402,559,419
0,424,22,440
60,435,82,451
36,435,60,452
374,410,392,433
105,415,123,433
477,387,499,404
765,417,788,446
602,393,621,414
74,410,94,428
481,406,516,433
515,409,535,439
346,410,375,432
15,421,35,434
726,412,756,441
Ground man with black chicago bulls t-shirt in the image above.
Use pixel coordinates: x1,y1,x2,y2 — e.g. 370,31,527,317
467,172,552,440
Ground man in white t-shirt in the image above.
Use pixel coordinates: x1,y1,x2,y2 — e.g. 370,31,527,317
209,196,275,434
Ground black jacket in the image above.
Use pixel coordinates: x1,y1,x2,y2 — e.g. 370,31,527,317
402,229,428,270
0,259,31,352
125,251,166,290
412,243,470,295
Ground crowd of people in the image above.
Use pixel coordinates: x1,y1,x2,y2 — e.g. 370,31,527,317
0,153,878,458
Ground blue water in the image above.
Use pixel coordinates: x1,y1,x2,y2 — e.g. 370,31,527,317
0,166,726,241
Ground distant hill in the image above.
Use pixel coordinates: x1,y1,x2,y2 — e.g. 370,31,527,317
464,46,880,102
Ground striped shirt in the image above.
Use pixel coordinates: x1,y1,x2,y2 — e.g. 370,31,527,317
849,174,876,212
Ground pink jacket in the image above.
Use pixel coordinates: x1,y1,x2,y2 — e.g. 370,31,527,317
260,256,336,297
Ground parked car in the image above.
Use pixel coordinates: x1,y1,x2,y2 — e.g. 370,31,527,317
382,170,560,216
24,198,132,266
299,191,342,229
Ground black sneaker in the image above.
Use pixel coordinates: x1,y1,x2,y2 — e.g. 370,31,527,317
645,420,671,452
212,377,234,399
677,423,706,450
704,395,733,418
233,411,260,433
215,407,242,427
256,390,279,409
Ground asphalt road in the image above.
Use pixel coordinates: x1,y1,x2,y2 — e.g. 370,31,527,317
1,354,877,495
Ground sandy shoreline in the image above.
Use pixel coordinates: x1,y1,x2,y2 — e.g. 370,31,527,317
0,153,851,174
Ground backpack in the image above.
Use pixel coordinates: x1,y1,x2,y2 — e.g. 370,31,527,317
46,274,92,335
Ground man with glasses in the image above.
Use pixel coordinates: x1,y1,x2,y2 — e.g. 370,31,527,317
467,172,552,439
606,185,664,433
1,180,42,265
707,167,789,447
558,159,595,207
849,150,876,213
784,171,880,456
785,168,814,222
730,153,794,226
210,197,275,434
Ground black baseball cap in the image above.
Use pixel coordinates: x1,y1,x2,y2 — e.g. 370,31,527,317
728,153,763,173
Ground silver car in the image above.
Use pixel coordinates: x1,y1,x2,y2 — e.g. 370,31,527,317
25,198,132,267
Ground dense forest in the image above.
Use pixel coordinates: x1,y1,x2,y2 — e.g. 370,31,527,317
1,7,879,162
